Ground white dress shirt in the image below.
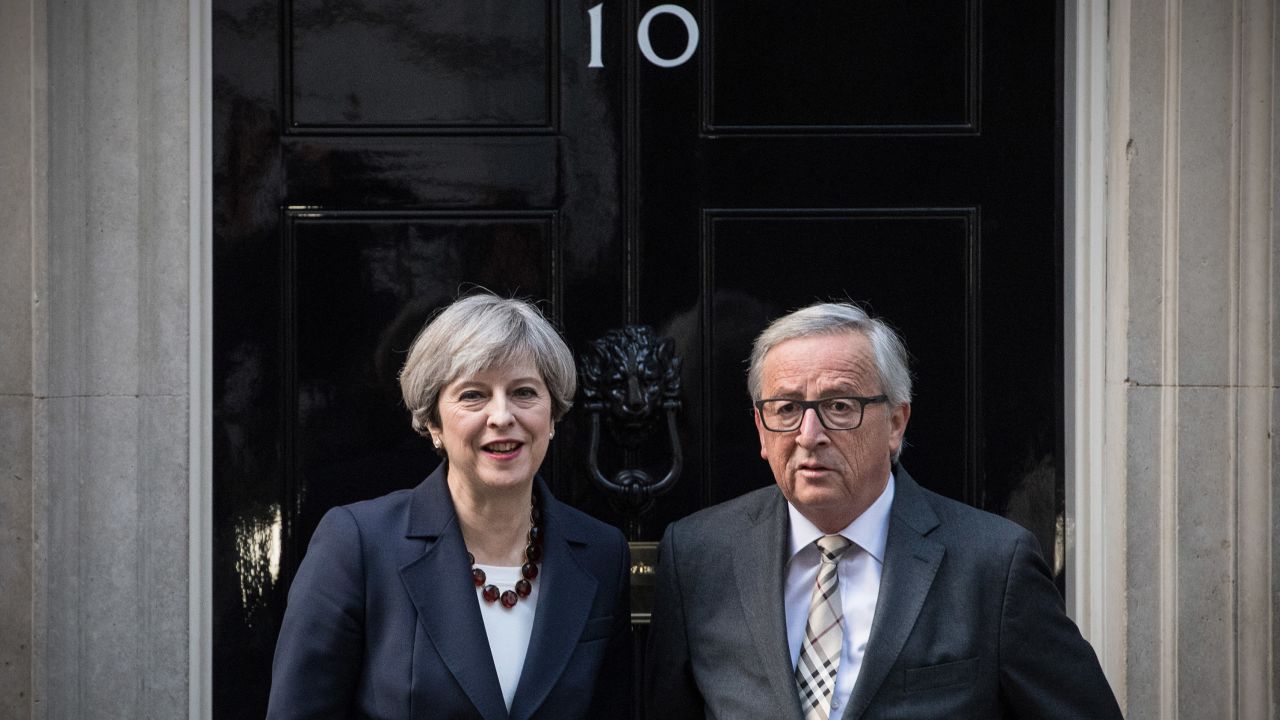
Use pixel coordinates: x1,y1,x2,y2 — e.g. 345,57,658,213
474,564,540,710
784,472,895,718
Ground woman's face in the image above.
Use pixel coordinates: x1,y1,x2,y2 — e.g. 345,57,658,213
430,357,554,497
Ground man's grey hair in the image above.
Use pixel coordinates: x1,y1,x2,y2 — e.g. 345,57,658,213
746,301,913,408
399,293,576,438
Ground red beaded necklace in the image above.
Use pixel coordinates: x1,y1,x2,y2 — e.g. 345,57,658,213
468,494,543,609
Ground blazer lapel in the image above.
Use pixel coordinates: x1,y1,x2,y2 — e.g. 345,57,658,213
733,489,805,720
398,467,509,720
842,468,944,720
508,482,597,720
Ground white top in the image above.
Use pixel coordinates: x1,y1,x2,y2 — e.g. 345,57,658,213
784,473,895,718
474,564,540,711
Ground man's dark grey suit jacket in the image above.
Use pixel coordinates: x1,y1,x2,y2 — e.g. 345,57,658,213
645,466,1123,719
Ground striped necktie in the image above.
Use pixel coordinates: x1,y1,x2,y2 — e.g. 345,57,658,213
795,534,853,720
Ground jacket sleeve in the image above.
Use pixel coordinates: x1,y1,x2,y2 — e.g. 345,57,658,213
644,522,705,720
267,506,366,719
997,531,1124,718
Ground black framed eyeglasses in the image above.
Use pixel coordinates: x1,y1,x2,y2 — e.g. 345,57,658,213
753,395,889,432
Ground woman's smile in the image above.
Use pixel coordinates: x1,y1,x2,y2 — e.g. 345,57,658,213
481,439,524,458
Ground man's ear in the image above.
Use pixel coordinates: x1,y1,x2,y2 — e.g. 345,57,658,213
888,402,911,455
753,407,769,460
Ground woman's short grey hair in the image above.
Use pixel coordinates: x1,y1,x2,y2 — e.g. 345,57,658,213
746,301,913,408
399,294,576,437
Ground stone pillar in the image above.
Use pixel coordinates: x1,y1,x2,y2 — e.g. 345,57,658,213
1108,0,1277,716
24,0,194,717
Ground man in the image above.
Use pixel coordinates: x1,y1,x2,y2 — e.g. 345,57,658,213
646,302,1122,719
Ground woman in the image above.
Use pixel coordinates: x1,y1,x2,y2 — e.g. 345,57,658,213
267,294,631,719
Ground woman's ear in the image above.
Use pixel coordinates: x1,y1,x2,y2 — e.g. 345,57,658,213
425,420,443,449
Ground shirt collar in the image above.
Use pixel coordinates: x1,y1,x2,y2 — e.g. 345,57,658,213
787,471,895,564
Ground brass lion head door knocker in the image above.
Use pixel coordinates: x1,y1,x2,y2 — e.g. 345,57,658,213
579,325,683,539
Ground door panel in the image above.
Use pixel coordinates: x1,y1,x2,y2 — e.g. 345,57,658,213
288,213,555,548
288,0,556,130
708,0,976,131
213,1,1062,716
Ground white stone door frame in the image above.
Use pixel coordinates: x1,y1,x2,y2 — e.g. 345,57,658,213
1063,0,1126,694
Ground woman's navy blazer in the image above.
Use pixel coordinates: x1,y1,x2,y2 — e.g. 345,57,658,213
267,465,632,719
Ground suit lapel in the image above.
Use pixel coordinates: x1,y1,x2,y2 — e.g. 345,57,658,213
399,467,509,720
733,489,805,720
842,468,944,720
508,482,597,720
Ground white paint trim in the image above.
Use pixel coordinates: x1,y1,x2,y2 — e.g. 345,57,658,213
1064,0,1116,661
187,0,212,715
1067,1,1127,699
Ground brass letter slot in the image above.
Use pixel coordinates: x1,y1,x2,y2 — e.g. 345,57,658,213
628,541,658,624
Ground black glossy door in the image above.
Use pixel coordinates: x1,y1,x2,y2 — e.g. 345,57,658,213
213,1,1062,716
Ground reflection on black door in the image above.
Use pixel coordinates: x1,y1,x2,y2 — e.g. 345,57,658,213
213,1,1062,716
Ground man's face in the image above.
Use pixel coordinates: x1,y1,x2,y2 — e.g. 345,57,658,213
754,332,910,531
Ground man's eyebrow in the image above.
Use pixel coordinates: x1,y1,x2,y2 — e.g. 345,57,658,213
763,383,803,397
